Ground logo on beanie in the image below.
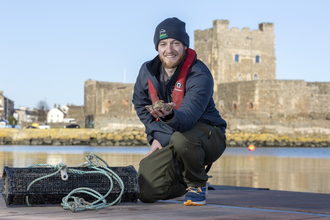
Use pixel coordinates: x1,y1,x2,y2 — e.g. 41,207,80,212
159,29,168,40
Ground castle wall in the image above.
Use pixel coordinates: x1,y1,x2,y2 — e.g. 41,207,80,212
85,80,135,116
195,20,276,84
84,79,330,132
84,80,137,128
218,80,330,119
84,80,97,117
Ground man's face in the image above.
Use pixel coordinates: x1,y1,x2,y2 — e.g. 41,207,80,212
158,38,187,69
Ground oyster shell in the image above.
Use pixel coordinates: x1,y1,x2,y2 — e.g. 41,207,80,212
147,100,172,112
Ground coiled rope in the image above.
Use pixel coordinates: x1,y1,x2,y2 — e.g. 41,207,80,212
26,152,125,212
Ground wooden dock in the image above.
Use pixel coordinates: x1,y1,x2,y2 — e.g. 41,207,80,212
1,180,329,219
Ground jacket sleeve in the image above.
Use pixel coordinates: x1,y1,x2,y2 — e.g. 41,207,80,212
165,61,214,132
132,63,173,147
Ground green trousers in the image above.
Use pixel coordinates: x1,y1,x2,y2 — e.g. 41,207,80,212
138,122,226,203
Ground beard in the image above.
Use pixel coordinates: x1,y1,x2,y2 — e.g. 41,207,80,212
159,51,185,69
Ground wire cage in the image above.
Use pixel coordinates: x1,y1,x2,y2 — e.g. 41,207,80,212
2,165,139,206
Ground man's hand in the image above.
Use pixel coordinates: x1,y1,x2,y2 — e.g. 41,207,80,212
145,139,163,157
145,102,176,119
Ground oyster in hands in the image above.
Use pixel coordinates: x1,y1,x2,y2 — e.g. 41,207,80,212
147,100,172,112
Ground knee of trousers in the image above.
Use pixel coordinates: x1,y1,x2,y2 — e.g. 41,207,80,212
170,131,195,155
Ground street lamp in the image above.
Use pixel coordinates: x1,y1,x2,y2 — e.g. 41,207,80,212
247,37,253,80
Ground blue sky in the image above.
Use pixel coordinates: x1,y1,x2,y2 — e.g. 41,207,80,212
1,0,329,109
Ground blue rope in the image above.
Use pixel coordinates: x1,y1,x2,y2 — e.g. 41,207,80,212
26,152,125,212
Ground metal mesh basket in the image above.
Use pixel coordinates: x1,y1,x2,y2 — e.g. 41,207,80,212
2,166,139,205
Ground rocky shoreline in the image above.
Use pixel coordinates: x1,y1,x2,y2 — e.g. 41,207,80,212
0,128,329,147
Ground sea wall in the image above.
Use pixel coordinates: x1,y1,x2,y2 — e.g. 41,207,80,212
0,128,148,146
0,127,329,147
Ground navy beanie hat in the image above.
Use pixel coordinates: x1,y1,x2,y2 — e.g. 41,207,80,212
154,17,190,51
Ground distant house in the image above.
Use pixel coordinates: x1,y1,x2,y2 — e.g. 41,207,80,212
14,106,28,124
47,105,68,123
0,91,14,120
26,108,38,123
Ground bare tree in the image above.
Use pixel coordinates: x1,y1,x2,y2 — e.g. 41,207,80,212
36,100,49,123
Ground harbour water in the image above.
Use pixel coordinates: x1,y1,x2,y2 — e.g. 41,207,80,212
0,146,329,194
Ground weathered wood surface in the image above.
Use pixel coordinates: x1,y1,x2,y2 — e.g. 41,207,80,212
1,180,329,220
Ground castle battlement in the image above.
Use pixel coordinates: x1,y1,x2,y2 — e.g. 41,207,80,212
196,20,274,34
259,22,274,31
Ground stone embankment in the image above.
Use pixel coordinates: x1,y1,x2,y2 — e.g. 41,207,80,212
0,128,148,146
0,128,329,147
226,129,330,148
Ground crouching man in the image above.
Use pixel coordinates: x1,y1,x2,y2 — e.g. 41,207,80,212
132,17,227,206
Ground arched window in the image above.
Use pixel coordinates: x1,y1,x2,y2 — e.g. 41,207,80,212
238,74,241,80
255,55,260,63
235,54,239,62
254,74,258,80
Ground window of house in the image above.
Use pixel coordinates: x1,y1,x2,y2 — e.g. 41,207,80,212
255,55,260,63
254,74,258,80
235,54,239,62
238,74,241,80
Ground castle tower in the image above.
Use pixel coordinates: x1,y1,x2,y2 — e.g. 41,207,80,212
194,20,276,84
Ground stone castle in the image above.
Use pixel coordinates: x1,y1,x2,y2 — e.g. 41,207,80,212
84,20,330,132
194,20,330,120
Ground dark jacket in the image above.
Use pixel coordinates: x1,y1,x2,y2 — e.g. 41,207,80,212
133,50,227,147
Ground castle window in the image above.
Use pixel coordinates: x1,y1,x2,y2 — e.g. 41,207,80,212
255,55,260,63
233,103,237,111
238,74,241,80
254,74,258,80
235,54,239,62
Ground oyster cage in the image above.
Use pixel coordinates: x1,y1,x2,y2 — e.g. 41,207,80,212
2,165,139,206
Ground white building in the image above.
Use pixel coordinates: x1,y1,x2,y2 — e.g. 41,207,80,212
14,106,27,124
47,107,66,123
